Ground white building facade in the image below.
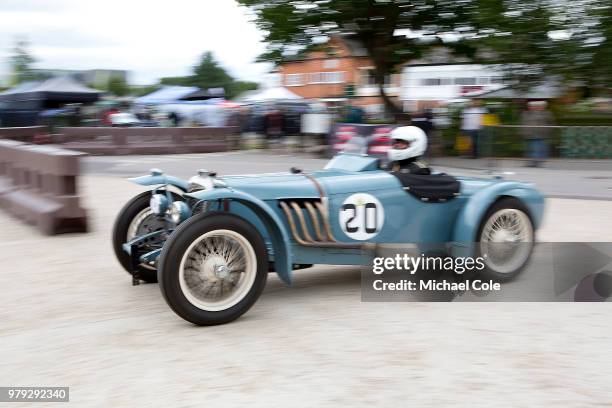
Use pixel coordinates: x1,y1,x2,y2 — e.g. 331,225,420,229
401,64,505,111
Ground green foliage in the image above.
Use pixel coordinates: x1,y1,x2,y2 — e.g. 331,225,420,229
160,76,192,86
129,84,161,97
192,51,234,89
238,0,476,75
237,0,612,102
9,37,37,85
554,113,612,127
579,2,612,90
159,51,259,99
476,0,611,91
227,81,259,98
233,0,494,112
107,75,129,96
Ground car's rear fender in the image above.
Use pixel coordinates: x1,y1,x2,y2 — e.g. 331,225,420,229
450,182,545,257
185,189,293,284
128,174,189,192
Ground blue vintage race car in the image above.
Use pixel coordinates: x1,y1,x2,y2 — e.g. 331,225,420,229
113,153,544,325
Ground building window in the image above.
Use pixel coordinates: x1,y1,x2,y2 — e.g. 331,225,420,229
490,76,504,84
477,77,490,85
285,73,304,86
309,72,321,84
455,77,477,85
361,69,391,86
361,69,376,86
323,59,339,69
364,104,384,114
440,78,453,86
309,72,345,84
422,78,441,86
321,71,345,83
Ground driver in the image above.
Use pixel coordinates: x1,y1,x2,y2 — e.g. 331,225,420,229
386,126,431,175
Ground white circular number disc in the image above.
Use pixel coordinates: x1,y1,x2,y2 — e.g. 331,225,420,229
339,193,384,240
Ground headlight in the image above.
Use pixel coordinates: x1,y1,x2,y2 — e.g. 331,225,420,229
150,194,169,215
169,201,191,224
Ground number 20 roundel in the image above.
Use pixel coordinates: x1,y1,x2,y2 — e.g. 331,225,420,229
339,193,385,241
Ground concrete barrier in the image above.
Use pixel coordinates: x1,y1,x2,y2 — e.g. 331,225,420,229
0,126,48,143
53,126,238,155
0,140,87,235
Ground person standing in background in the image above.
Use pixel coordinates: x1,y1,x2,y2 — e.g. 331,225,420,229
411,109,435,156
520,100,554,167
411,110,434,136
102,107,119,126
461,99,487,158
345,104,364,124
264,108,283,147
168,111,180,127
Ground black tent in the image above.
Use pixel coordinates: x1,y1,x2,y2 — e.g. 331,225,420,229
0,76,102,127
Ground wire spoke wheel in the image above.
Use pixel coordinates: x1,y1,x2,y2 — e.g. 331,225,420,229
127,208,167,271
113,191,183,283
479,208,533,275
127,208,166,241
179,229,257,312
159,213,268,325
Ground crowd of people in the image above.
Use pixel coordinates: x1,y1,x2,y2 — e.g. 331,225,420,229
36,97,561,166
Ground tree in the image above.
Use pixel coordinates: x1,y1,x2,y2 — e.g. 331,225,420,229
237,0,486,112
107,75,129,96
565,0,612,91
192,51,235,89
160,51,259,98
9,37,37,85
130,84,161,97
591,3,612,90
227,80,259,98
160,76,192,86
475,0,611,92
237,0,607,110
472,0,560,86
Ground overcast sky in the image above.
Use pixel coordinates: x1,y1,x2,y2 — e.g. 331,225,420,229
0,0,272,85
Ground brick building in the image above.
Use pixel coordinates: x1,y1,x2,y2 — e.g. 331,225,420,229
278,36,400,115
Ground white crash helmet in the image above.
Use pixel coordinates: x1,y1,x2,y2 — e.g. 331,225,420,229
387,126,428,162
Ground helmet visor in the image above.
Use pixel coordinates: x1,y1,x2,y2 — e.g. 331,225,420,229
392,139,411,150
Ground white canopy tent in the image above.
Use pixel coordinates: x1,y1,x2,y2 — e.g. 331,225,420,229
239,86,303,102
133,85,199,105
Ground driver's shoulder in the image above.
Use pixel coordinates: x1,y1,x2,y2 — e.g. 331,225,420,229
405,159,431,175
387,159,431,175
412,159,429,169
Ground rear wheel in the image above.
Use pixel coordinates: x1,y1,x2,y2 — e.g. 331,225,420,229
158,213,268,325
476,197,535,282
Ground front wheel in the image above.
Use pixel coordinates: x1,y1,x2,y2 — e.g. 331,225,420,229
112,191,182,283
476,197,535,282
158,213,268,325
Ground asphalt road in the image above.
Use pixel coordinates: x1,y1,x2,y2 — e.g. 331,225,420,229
1,150,612,406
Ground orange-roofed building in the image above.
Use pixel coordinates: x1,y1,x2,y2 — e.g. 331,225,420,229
278,36,400,116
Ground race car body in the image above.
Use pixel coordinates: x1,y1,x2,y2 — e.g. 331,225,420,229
113,152,544,325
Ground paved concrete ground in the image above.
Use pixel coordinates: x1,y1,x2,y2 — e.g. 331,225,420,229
2,151,612,406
